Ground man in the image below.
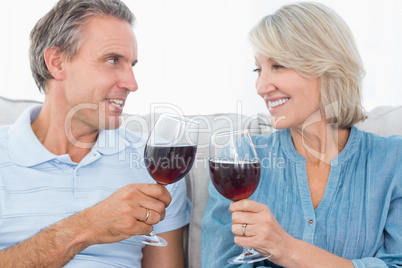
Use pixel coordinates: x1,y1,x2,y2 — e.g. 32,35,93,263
0,0,189,267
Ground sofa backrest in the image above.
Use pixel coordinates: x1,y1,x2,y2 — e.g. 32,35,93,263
0,97,42,125
1,95,401,268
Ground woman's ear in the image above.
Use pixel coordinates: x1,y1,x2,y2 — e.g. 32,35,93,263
44,46,65,80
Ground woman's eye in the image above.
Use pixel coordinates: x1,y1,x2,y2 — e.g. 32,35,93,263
273,64,284,69
253,68,261,73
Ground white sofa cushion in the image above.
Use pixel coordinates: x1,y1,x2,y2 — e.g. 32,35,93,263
0,97,42,125
355,106,402,137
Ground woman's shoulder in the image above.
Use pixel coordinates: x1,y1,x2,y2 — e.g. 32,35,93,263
354,128,402,167
357,127,402,150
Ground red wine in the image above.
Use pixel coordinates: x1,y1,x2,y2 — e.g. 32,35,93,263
209,159,260,201
144,144,197,185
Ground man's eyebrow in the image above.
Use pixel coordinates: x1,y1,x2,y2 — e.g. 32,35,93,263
104,52,121,58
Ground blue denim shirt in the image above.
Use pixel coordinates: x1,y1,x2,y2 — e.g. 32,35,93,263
202,127,402,268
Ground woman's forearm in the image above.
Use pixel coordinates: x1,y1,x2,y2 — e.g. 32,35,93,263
276,238,354,268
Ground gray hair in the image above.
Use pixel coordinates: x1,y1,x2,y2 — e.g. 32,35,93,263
29,0,135,93
248,2,367,128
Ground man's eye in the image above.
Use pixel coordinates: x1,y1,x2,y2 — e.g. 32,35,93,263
253,68,261,73
107,57,118,64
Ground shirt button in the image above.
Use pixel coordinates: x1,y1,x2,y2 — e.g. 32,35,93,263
309,219,314,225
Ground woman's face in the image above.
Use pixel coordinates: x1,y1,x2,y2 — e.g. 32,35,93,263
254,52,321,130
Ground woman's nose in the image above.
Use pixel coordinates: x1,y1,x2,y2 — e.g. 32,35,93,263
256,72,276,97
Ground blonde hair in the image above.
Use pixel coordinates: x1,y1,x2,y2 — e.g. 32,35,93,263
248,2,367,128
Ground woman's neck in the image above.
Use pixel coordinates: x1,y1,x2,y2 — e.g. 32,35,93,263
289,121,350,165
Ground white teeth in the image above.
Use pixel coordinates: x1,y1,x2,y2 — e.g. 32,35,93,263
268,98,289,108
107,99,124,107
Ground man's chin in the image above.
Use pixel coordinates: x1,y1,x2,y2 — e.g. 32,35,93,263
98,116,123,130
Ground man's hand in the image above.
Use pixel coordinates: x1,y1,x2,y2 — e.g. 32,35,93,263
79,183,172,244
0,183,171,267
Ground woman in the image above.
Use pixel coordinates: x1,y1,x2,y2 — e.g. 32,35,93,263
201,2,402,267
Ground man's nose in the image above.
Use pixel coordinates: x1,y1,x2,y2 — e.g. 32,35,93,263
121,67,138,92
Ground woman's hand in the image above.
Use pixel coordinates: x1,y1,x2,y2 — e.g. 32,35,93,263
230,199,355,268
229,199,295,265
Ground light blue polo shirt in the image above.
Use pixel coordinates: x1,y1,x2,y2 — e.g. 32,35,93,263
0,105,190,267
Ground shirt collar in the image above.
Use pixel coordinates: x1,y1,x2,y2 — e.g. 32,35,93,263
8,105,132,167
8,105,57,167
93,128,131,155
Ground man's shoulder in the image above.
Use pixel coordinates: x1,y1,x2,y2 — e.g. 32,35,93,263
0,124,11,134
0,124,11,145
117,128,148,148
0,125,12,165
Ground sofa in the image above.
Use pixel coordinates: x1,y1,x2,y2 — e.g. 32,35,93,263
1,95,401,268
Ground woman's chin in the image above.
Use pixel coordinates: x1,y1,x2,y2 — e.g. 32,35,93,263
270,115,290,129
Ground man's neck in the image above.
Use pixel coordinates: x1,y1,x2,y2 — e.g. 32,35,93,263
31,98,99,163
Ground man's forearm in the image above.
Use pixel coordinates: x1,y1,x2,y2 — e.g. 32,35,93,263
0,214,91,267
0,183,170,267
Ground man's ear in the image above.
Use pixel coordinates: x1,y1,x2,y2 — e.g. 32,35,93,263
44,46,65,80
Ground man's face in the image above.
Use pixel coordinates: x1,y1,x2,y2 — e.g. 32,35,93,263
62,16,138,131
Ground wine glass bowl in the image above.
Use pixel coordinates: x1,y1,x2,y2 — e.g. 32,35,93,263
208,130,270,264
209,159,260,201
145,144,197,185
139,114,198,247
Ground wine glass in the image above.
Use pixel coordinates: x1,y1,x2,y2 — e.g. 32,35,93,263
139,114,199,247
208,130,270,263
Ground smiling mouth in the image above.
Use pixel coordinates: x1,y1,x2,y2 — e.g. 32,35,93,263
106,98,124,108
268,98,289,108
